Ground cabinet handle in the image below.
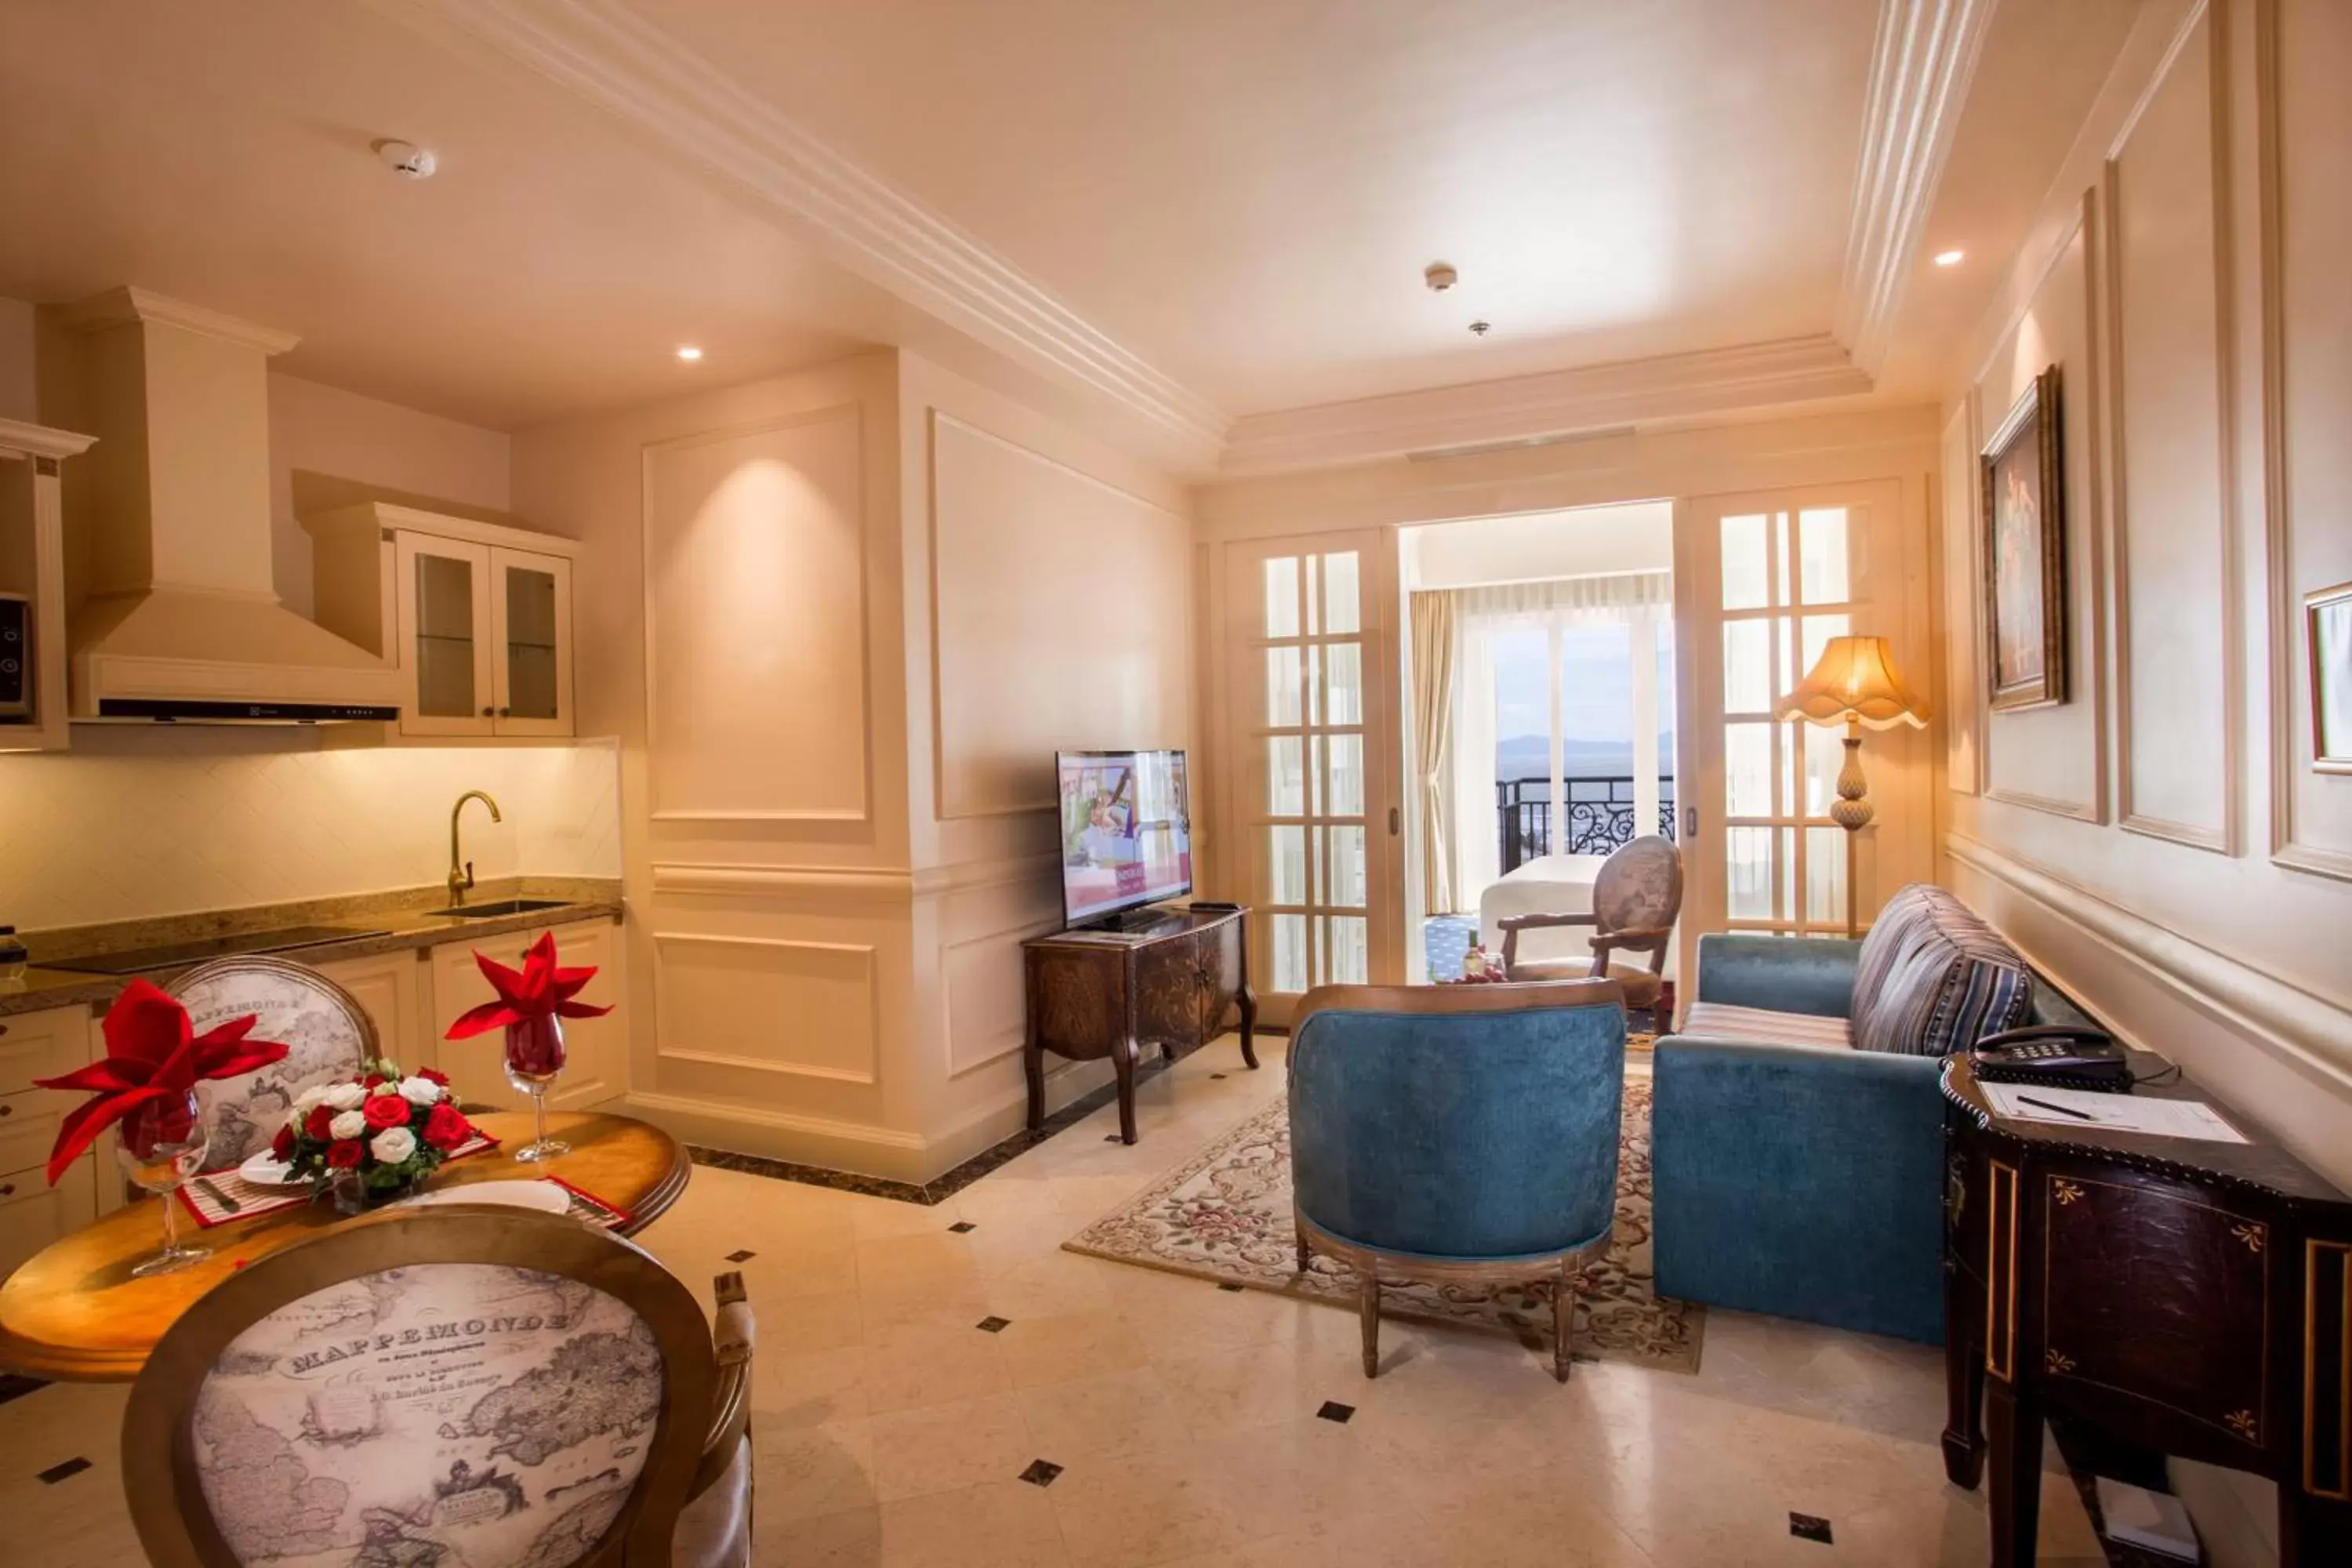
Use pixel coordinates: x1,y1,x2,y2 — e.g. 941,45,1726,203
481,706,495,717
0,1102,12,1117
0,1182,13,1198
497,706,510,717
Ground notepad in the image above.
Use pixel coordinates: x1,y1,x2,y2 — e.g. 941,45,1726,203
1982,1083,2247,1143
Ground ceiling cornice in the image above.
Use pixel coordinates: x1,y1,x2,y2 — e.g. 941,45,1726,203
1218,335,1874,477
378,0,1229,461
1835,0,1997,376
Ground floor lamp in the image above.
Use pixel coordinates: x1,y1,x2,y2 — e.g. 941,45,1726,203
1777,635,1929,938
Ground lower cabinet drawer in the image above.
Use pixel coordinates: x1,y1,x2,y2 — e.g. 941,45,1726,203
0,1087,70,1182
1,1156,96,1280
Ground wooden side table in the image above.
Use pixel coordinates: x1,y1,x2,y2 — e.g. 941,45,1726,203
1940,1054,2352,1566
1022,903,1256,1144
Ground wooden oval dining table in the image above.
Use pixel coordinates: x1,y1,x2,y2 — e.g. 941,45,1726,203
0,1109,690,1381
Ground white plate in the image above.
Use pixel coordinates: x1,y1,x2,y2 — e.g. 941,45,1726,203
392,1179,572,1216
237,1152,303,1186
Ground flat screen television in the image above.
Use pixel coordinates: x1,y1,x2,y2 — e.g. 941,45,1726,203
1056,749,1192,927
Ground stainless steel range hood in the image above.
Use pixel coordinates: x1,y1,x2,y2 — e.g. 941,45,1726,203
62,289,401,722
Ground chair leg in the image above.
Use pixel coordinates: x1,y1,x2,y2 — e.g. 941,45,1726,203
1553,1266,1579,1383
1359,1269,1381,1377
1294,1225,1310,1274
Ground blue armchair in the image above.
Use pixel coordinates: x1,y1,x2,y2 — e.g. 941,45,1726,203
1287,978,1626,1381
1651,885,2094,1344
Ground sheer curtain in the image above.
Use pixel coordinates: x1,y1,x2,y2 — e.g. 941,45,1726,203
1408,593,1455,916
1446,570,1671,912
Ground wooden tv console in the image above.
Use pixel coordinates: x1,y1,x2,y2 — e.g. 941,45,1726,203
1022,903,1256,1144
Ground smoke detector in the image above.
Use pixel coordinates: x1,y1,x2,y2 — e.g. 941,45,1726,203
373,140,437,180
1424,261,1459,293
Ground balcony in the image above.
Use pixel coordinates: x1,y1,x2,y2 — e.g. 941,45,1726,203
1497,775,1675,873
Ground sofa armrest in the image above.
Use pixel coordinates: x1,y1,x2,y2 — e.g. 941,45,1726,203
1651,1036,1947,1344
1693,934,1862,1018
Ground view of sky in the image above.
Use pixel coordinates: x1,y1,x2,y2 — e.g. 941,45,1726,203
1492,622,1675,779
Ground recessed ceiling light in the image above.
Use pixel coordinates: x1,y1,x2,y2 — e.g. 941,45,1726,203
1933,249,1965,267
675,346,703,361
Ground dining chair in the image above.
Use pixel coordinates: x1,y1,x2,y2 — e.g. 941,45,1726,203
166,954,376,1172
122,1206,756,1568
1496,834,1683,1014
1287,977,1627,1381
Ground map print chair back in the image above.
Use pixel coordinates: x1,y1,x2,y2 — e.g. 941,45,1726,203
167,955,376,1173
124,1208,756,1568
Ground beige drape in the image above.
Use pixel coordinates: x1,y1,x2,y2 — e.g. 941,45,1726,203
1410,591,1456,914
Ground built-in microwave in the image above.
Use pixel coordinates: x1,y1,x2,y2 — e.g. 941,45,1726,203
0,591,31,719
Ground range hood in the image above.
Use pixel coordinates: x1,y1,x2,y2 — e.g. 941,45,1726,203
62,288,400,722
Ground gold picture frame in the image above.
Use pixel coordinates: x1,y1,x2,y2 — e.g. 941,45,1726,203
1980,365,2067,711
2308,579,2352,775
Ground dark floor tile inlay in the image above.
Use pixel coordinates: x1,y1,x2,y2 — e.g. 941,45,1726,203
948,1221,976,1233
1788,1513,1834,1544
1218,1282,1244,1293
1018,1459,1064,1488
976,1316,1011,1334
1316,1401,1356,1424
724,1249,757,1263
38,1457,92,1485
1210,1073,1227,1080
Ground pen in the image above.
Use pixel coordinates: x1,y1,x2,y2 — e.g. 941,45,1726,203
2017,1094,2096,1123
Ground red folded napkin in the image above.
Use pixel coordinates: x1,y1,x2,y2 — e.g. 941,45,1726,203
32,978,288,1184
443,930,614,1041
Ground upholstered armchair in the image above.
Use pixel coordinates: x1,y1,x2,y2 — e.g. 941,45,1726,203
1495,835,1682,1014
1287,978,1626,1381
124,1207,756,1568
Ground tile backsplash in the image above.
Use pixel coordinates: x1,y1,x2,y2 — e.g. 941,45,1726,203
0,729,621,931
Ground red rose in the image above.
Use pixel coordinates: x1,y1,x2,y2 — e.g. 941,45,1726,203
422,1102,472,1152
271,1123,296,1161
304,1104,336,1141
365,1074,388,1089
417,1067,450,1087
326,1138,364,1169
363,1094,410,1131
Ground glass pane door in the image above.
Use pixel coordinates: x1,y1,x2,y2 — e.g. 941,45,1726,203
1225,532,1397,1015
489,548,572,736
395,535,494,737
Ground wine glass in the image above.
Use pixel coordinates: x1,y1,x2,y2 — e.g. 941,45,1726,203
116,1091,212,1277
503,1014,569,1163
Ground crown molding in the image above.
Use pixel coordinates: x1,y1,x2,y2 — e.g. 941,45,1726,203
379,0,1227,462
0,418,97,462
1835,0,1996,376
60,285,300,357
1218,334,1874,476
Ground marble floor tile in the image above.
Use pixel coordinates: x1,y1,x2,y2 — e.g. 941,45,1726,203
0,1029,2118,1568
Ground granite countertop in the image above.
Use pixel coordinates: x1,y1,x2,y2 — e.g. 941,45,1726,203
0,877,622,1018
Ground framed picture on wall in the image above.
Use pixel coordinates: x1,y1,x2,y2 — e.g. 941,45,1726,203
1980,365,2067,711
2309,579,2352,774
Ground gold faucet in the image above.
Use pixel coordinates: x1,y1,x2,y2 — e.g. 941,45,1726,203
448,790,503,906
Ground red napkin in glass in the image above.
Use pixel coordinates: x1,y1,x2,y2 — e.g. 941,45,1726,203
31,978,288,1184
443,930,613,1040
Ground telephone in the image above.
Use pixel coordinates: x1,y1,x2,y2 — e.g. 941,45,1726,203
1969,1024,2132,1090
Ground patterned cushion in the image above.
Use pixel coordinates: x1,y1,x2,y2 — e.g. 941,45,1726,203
1680,1001,1852,1051
1848,884,2033,1057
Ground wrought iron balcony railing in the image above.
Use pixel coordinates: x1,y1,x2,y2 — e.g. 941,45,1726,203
1496,775,1675,873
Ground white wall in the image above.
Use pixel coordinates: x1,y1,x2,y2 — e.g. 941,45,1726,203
1401,500,1674,590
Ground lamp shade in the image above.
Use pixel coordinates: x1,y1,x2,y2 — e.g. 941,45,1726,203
1777,635,1929,730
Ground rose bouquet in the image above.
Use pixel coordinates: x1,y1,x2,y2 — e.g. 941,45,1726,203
274,1061,477,1210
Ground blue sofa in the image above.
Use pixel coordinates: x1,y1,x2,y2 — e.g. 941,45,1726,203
1651,884,2095,1345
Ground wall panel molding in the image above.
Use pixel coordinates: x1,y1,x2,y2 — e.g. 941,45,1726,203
1838,0,1998,375
2103,0,2241,855
942,916,1058,1079
651,930,881,1084
652,862,916,901
1940,397,1985,796
641,405,873,825
1947,831,2352,1093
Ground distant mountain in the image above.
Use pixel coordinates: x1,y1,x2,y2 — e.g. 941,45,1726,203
1494,734,1673,782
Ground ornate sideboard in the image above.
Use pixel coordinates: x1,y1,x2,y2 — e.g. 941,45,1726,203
1940,1054,2352,1566
1022,904,1255,1144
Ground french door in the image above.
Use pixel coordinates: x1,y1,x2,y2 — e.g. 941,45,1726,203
1673,480,1925,981
1221,531,1403,1022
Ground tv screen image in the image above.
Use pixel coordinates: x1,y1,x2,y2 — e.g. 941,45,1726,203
1057,750,1192,926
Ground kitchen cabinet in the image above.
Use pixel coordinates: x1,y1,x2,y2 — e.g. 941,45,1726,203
312,949,429,1073
0,1004,100,1278
424,918,623,1113
0,419,96,754
303,501,578,742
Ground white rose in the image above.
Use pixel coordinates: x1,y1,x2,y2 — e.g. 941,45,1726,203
324,1082,366,1111
328,1109,368,1142
292,1085,328,1116
397,1075,444,1106
370,1126,418,1164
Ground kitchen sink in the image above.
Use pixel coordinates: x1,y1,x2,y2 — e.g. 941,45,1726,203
428,898,573,920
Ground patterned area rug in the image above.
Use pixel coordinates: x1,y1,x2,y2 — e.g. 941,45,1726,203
1064,1071,1704,1373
